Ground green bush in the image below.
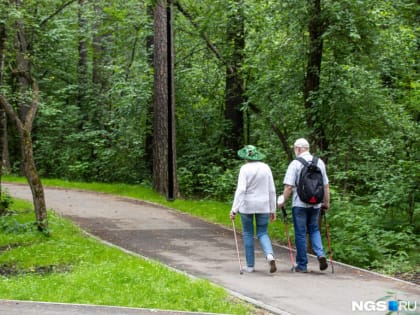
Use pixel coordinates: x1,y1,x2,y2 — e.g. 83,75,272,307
328,198,419,275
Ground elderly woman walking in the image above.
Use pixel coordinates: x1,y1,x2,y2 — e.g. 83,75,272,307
230,145,277,273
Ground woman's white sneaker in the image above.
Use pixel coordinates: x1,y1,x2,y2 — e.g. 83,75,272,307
267,254,277,273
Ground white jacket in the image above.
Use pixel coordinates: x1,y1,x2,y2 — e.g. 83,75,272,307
231,161,276,214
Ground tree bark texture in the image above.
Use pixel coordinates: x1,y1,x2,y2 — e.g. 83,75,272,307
153,0,178,198
0,82,48,232
0,21,5,214
22,128,48,231
304,0,328,156
224,0,245,153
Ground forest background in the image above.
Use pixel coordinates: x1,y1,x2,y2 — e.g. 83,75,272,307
0,0,418,280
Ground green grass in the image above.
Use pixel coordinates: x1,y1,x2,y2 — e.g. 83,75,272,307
0,177,257,314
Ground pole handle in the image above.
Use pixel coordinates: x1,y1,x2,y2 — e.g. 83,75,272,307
281,206,287,222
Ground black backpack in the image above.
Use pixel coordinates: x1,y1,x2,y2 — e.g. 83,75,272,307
296,156,324,204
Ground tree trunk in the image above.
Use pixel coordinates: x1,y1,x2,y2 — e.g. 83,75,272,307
92,1,104,90
0,82,48,232
303,0,328,156
91,0,112,130
0,21,5,215
0,112,10,173
0,21,5,85
0,8,49,231
78,0,89,116
153,0,178,198
224,0,245,154
21,128,48,231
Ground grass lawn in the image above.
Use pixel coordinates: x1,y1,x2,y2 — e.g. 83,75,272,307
0,177,263,314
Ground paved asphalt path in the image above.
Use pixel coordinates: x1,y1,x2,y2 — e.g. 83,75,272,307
3,183,420,315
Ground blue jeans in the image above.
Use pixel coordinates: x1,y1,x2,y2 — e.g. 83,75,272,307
240,213,274,268
292,206,325,271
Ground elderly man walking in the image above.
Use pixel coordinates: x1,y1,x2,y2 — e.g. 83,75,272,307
278,138,330,273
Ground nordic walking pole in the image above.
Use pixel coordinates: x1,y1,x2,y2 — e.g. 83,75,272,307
278,195,295,272
231,217,243,275
322,208,334,273
281,206,296,272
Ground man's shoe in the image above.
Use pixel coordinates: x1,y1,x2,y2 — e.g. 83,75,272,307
318,256,328,271
294,266,307,273
267,254,277,273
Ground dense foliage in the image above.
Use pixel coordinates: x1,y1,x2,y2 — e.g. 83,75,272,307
0,0,418,276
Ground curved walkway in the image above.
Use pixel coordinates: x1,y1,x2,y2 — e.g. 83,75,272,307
3,183,420,315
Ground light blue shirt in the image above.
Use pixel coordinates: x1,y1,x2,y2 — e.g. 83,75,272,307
283,152,329,208
232,161,277,214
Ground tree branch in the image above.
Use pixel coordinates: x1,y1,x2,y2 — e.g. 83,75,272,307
0,73,39,133
173,0,236,78
24,79,39,131
0,95,24,132
39,0,78,28
125,26,141,80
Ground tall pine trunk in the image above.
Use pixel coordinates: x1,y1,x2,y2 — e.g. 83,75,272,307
153,0,178,198
224,0,245,154
304,0,328,157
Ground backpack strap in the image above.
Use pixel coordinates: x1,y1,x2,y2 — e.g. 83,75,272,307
295,157,308,187
297,156,318,166
296,157,308,166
